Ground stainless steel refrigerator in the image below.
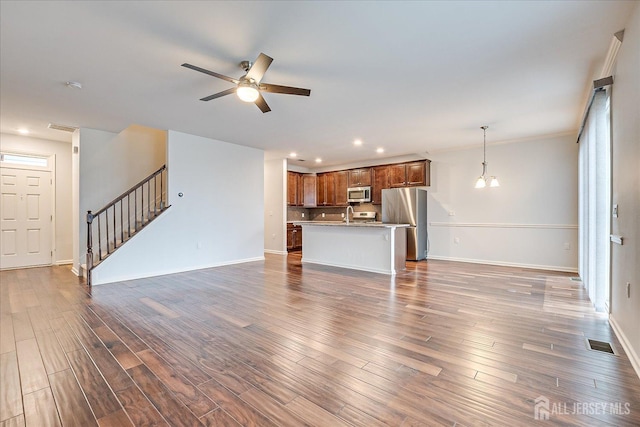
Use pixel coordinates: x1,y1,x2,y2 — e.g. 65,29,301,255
382,187,428,261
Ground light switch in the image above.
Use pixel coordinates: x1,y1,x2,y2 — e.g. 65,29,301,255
613,204,618,218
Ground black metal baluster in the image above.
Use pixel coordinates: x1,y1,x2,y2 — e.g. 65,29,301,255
120,200,124,244
86,211,93,286
113,204,116,250
98,215,102,260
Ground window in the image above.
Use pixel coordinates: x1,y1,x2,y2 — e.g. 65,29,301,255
0,153,48,168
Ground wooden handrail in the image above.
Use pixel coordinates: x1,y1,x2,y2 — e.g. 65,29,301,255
90,165,166,219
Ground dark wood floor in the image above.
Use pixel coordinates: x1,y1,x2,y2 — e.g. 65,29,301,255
1,254,639,426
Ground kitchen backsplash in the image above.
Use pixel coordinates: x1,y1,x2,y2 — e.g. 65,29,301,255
287,204,382,222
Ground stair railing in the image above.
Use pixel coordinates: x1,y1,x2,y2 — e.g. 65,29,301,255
86,165,167,285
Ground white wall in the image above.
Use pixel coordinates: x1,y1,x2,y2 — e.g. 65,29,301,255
1,133,73,264
427,133,578,271
91,130,264,285
609,3,640,377
264,158,286,254
74,125,166,272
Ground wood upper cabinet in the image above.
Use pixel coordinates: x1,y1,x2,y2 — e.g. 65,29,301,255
406,161,430,186
389,164,408,187
302,175,317,207
316,172,336,206
371,165,390,205
389,160,430,187
287,171,300,206
348,168,372,187
334,170,349,206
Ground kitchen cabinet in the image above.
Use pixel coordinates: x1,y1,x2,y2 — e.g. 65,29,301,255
348,168,372,187
389,160,430,187
371,165,390,205
316,172,336,206
302,175,317,207
287,223,302,251
334,170,349,206
287,171,300,206
287,171,308,206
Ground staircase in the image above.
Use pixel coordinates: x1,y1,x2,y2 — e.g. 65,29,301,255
86,165,169,285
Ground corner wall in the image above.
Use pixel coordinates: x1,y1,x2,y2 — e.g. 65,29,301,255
609,3,640,377
74,125,166,272
427,133,578,272
91,130,264,285
264,158,286,254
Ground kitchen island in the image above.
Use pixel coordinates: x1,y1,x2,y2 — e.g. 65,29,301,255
293,221,408,275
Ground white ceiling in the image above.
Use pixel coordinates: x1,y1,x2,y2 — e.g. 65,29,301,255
0,1,635,168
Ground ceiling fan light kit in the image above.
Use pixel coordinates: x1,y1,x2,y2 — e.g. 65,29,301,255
182,52,311,113
474,125,499,189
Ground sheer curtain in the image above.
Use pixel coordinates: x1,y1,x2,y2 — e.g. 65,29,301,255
578,89,611,312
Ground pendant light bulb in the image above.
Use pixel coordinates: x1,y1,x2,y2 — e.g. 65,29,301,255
475,176,487,188
489,176,500,187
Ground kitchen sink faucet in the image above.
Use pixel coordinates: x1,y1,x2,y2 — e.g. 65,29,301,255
346,205,354,225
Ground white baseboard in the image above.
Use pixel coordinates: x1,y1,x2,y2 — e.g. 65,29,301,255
609,315,640,380
55,259,73,266
264,249,287,255
426,255,578,273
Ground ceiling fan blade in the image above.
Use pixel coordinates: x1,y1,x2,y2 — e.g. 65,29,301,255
260,83,311,96
254,93,271,113
200,87,237,101
182,63,239,84
245,53,273,83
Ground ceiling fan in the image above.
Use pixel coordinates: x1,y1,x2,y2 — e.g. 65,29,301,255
182,53,311,113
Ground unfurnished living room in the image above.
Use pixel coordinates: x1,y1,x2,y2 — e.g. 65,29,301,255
0,1,639,426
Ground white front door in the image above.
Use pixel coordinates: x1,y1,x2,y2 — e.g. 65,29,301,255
0,167,52,269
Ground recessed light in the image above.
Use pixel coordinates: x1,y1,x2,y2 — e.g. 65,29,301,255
18,128,29,135
376,147,384,154
289,152,297,158
354,139,363,146
315,158,322,163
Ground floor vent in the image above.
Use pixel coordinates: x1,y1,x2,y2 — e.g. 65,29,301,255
587,339,616,355
570,277,582,282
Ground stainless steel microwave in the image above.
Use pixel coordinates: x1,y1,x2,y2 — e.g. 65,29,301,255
347,186,371,203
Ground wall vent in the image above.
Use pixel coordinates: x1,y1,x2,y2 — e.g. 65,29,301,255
48,123,78,133
586,339,617,355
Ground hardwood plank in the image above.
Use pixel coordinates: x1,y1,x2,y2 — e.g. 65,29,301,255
66,349,121,420
11,312,34,342
92,325,141,370
48,317,82,353
48,369,97,427
198,380,279,427
33,330,67,375
0,352,22,422
0,314,16,354
115,384,169,426
95,409,133,427
285,395,352,427
15,339,48,395
199,408,242,427
126,364,202,427
136,349,217,417
0,415,24,427
139,297,180,319
22,388,61,427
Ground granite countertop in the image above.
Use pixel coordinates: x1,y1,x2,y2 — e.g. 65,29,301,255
292,221,409,228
